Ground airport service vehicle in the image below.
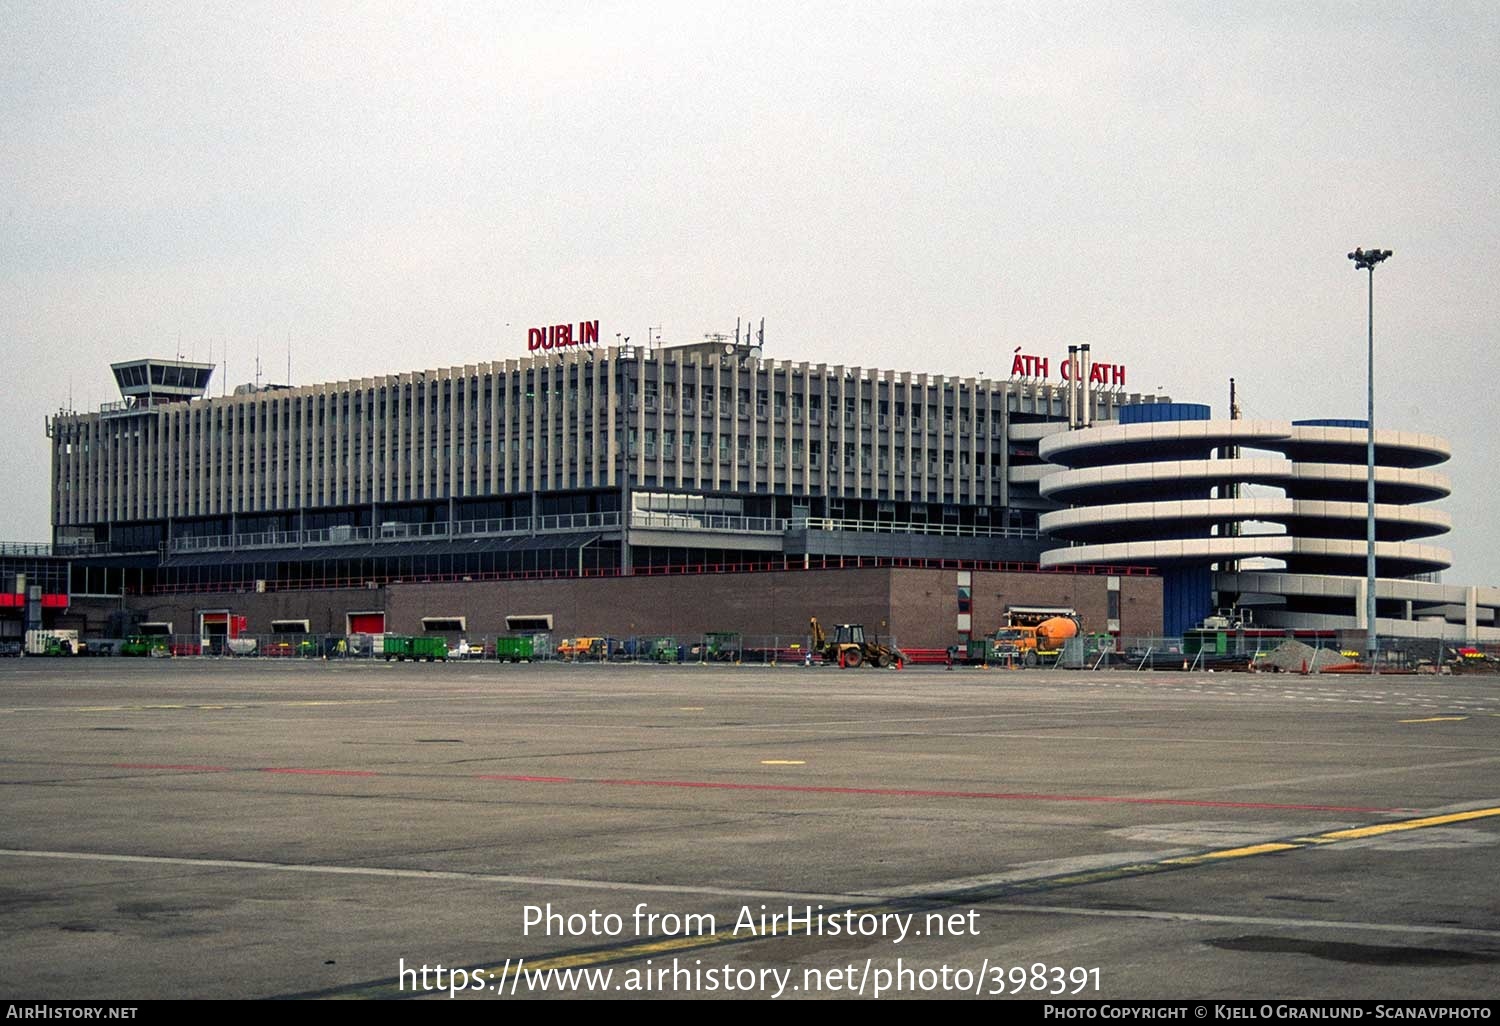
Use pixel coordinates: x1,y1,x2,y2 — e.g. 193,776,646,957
382,636,448,662
24,629,83,656
978,615,1080,667
119,635,168,657
697,632,742,662
493,636,535,662
809,618,902,668
557,637,604,660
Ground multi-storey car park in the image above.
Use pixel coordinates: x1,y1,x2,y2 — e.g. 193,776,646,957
1036,403,1498,641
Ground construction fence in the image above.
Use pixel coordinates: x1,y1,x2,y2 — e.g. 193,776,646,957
1060,634,1500,674
69,632,836,665
28,631,1500,674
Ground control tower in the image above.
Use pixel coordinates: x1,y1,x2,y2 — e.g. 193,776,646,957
108,358,215,410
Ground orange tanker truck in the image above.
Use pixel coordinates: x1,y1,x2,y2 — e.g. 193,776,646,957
984,612,1081,667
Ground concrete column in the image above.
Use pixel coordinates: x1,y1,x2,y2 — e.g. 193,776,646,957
999,398,1011,511
527,361,540,495
489,366,500,496
334,384,345,504
180,408,190,518
494,369,506,497
455,373,465,500
384,382,395,503
590,353,603,487
708,354,721,493
673,353,684,487
572,354,584,490
222,405,236,522
123,412,134,522
454,369,467,499
398,375,411,501
242,400,252,515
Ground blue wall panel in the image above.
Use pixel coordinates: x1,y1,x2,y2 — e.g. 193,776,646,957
1162,564,1213,637
1119,403,1211,425
1292,418,1368,429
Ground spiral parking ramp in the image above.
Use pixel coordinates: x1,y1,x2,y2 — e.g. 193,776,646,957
1037,404,1456,636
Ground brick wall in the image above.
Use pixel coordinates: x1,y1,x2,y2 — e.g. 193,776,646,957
71,568,1161,649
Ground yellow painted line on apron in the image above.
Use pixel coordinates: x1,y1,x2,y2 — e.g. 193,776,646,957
1311,806,1500,842
760,760,806,766
274,799,1500,999
1161,842,1301,865
1399,716,1468,723
11,697,404,715
332,917,817,999
282,700,400,707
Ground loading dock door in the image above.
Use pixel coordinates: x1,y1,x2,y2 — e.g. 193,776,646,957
201,611,229,656
348,612,385,635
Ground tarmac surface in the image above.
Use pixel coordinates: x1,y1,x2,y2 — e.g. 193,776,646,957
1,658,1497,1001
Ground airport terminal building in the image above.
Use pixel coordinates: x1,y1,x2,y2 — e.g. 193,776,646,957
34,331,1497,647
46,340,1149,591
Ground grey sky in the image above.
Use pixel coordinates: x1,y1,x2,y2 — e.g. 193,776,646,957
3,2,1497,584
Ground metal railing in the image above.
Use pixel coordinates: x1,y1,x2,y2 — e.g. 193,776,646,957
629,511,787,534
167,511,624,554
90,514,1046,557
51,540,122,556
790,517,1040,540
1076,634,1498,674
72,626,1493,672
73,631,843,666
98,401,156,420
0,542,57,557
142,554,1155,597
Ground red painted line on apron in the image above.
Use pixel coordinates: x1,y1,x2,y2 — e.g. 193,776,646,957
259,768,380,777
475,773,1409,813
109,765,1411,814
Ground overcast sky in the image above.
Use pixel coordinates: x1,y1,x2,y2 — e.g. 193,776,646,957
3,2,1497,584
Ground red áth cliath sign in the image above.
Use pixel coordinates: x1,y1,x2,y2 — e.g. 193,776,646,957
1010,351,1126,386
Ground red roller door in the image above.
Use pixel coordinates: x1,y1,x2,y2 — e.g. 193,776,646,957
348,613,385,634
